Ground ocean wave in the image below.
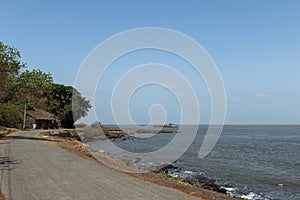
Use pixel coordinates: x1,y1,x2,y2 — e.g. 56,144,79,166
163,167,271,200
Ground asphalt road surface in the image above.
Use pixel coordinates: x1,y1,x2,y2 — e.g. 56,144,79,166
0,131,200,200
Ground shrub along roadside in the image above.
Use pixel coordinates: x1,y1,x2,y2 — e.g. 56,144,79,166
0,103,22,128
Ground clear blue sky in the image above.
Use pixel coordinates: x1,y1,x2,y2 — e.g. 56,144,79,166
1,0,300,124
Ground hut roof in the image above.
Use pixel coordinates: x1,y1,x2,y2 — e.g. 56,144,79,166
26,109,56,120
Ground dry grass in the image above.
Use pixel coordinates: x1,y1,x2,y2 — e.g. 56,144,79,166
60,140,89,152
0,127,20,138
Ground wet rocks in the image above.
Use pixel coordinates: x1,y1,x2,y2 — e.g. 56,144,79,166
159,164,180,173
202,181,227,194
157,165,228,195
108,134,134,141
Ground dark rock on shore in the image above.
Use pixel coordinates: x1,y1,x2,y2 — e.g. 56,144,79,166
158,130,177,133
159,164,180,173
202,181,227,194
106,133,125,139
108,134,135,141
157,164,227,195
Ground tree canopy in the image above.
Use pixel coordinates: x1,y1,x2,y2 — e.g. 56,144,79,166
46,84,91,128
0,41,91,128
0,41,25,103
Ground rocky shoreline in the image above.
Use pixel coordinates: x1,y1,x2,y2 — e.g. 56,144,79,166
38,130,240,200
74,125,179,142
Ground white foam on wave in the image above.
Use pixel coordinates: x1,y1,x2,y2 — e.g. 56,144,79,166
184,170,194,174
241,192,256,199
221,186,237,192
241,192,269,200
220,186,270,200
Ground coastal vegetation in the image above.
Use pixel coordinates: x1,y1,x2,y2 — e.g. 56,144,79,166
75,121,110,140
0,41,91,128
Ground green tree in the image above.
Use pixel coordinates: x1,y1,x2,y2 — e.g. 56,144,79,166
0,41,25,103
46,84,91,128
0,41,91,129
16,69,54,111
0,103,22,128
72,88,91,123
17,69,53,99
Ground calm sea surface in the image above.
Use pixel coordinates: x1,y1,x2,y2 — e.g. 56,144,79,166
87,125,300,200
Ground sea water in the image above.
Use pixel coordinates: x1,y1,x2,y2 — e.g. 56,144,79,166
87,125,300,200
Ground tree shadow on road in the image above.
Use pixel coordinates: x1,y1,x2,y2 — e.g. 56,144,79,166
0,156,20,171
0,156,20,199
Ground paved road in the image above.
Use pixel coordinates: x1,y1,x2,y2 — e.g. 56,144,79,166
0,131,200,200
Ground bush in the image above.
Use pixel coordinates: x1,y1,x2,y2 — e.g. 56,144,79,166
82,122,110,140
100,124,110,135
90,121,109,135
0,103,22,128
83,126,104,139
90,121,100,129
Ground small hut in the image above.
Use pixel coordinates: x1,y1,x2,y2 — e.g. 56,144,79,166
25,109,60,129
